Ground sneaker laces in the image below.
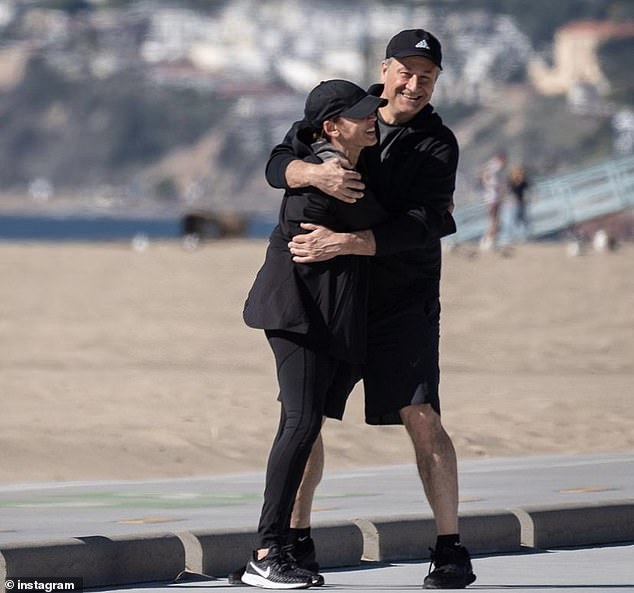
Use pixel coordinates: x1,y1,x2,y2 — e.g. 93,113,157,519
262,545,293,573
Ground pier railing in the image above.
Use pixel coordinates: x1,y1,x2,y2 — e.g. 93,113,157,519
450,154,634,243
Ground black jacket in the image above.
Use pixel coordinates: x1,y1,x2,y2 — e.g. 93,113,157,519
244,123,389,362
265,85,458,314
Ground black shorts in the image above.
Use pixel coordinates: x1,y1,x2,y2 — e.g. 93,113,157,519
265,329,361,421
363,298,441,425
322,361,362,420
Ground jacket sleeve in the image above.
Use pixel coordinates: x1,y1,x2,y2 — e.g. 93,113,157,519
265,121,304,190
283,191,337,236
372,207,455,256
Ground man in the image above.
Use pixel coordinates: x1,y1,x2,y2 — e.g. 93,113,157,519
239,29,476,589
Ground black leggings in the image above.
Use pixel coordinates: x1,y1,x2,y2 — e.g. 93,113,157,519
257,331,340,548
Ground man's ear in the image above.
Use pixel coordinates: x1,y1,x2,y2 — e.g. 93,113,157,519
380,59,390,82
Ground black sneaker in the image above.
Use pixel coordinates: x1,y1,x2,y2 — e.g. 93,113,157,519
282,543,324,587
423,544,476,589
291,536,319,572
241,546,312,589
228,538,324,587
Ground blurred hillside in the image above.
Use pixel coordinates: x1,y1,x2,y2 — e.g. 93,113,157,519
0,0,632,217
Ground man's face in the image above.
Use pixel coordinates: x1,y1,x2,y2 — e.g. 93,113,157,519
380,55,439,124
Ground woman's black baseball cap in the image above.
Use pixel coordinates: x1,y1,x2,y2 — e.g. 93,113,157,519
304,79,387,129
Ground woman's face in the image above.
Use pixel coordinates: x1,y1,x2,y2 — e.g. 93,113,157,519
331,112,379,150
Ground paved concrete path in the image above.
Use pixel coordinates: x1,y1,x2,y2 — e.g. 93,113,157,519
1,453,632,591
1,452,632,544
91,544,634,593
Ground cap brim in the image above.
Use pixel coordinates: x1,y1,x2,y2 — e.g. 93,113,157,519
341,95,388,120
389,49,442,69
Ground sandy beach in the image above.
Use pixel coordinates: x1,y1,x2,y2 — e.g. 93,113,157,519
0,240,632,485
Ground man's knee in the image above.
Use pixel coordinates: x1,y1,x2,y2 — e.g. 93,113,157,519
400,403,441,427
400,404,444,449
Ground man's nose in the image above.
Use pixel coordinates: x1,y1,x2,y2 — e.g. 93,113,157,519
406,75,421,91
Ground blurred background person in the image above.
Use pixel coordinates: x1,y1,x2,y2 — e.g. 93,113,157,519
508,163,531,242
479,151,508,250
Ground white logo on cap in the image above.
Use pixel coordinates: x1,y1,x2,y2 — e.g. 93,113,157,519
415,40,430,50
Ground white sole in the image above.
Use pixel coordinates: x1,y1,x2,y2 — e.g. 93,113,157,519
241,571,310,589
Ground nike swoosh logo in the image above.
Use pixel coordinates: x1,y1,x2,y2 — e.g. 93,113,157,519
250,561,271,579
297,536,309,542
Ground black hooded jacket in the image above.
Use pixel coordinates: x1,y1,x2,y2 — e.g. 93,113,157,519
265,84,458,314
243,122,389,363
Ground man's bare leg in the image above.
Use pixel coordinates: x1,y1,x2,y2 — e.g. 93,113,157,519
400,403,459,534
401,404,475,588
290,433,324,528
290,408,459,534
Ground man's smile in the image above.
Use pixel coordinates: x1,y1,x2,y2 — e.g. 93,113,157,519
400,91,423,102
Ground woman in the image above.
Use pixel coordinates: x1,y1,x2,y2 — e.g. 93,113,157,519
480,151,507,250
241,80,387,589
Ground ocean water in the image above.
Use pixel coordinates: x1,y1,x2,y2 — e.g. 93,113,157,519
0,214,275,242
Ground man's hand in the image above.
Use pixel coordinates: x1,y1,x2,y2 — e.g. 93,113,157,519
286,159,365,203
289,223,376,263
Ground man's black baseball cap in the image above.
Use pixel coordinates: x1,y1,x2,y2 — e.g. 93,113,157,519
304,79,387,129
385,29,443,69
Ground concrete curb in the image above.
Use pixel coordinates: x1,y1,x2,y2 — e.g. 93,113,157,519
174,531,204,576
354,510,521,562
1,503,632,588
0,533,184,588
459,510,522,554
188,520,363,577
354,515,436,562
310,521,364,568
511,499,634,549
189,527,256,578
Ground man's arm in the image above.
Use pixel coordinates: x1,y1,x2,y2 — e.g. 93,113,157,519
288,174,457,263
289,223,376,263
285,159,365,203
265,123,366,203
288,202,455,263
370,202,456,256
